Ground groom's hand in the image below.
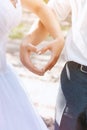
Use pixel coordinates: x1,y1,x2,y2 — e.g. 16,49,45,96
37,38,64,73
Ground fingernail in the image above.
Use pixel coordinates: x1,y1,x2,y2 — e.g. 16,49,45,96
37,51,41,55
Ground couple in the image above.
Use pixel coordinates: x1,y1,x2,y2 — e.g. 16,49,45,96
1,0,87,130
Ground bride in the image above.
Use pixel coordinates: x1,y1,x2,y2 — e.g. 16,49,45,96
0,0,61,129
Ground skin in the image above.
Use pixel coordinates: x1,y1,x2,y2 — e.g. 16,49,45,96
10,0,18,8
19,0,65,75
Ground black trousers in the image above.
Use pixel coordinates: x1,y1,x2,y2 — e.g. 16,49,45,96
55,61,87,130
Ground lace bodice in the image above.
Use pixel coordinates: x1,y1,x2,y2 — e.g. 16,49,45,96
0,0,22,72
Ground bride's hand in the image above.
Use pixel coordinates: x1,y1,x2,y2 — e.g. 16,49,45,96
20,43,44,76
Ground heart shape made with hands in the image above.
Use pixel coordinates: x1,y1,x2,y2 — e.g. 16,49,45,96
30,50,51,70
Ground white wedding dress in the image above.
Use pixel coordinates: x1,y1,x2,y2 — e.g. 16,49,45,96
0,1,48,130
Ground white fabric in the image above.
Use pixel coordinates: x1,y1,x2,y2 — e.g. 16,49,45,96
55,80,66,126
0,1,48,130
48,0,87,66
48,0,71,21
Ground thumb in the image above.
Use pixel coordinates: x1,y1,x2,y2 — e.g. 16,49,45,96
27,44,37,52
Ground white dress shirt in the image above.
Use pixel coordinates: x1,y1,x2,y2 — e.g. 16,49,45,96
48,0,87,66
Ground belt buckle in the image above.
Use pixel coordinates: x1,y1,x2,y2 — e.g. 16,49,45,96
80,65,87,73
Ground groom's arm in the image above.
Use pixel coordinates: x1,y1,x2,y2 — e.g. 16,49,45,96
23,19,49,46
21,0,63,39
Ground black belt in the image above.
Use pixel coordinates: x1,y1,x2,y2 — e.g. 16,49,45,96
68,61,87,74
79,65,87,73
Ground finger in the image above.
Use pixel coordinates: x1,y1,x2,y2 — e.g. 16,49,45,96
28,58,44,75
22,51,44,76
20,43,37,54
37,46,50,55
43,54,59,72
27,44,37,52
